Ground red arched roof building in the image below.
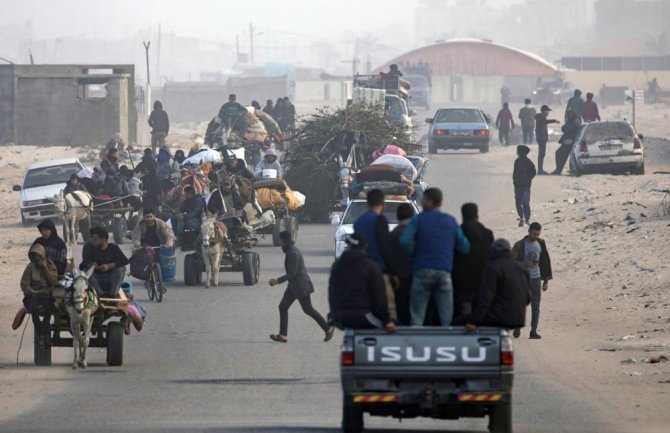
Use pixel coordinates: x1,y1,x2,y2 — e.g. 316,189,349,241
376,39,557,76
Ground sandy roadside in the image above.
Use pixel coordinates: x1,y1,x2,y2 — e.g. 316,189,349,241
1,103,668,428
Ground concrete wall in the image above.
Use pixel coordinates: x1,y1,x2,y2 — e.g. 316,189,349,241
0,64,137,146
564,70,670,95
14,76,126,146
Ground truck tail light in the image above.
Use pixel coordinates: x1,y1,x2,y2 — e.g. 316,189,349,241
579,140,588,153
633,138,642,149
341,338,354,366
501,335,514,366
433,129,448,136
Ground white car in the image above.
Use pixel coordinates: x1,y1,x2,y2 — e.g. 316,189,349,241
13,158,86,225
569,120,645,176
332,199,419,258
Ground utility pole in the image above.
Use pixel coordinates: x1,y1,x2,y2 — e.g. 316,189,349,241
249,22,254,64
156,23,162,86
143,41,151,116
236,34,240,63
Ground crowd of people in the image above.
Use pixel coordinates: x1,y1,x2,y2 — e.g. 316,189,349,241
267,186,553,343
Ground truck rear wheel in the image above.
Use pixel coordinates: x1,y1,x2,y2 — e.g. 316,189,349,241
342,401,364,433
489,401,512,433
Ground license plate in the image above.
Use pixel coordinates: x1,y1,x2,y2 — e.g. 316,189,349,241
452,131,469,136
599,143,622,151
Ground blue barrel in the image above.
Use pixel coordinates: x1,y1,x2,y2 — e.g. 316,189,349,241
120,281,133,294
160,246,177,282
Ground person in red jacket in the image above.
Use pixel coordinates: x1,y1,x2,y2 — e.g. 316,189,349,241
495,102,515,146
582,93,601,122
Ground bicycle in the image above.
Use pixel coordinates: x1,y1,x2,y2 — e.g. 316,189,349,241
142,246,165,303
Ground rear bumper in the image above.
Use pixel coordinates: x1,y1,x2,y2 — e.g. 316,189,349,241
577,154,643,167
431,137,489,149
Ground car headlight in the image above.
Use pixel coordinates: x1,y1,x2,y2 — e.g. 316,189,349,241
22,199,45,207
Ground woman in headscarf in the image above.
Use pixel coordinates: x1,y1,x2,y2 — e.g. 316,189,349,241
33,219,68,276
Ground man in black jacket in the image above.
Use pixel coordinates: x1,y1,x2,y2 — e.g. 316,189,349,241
171,186,203,237
513,145,536,227
512,222,553,339
534,104,559,175
463,239,530,332
80,227,129,297
389,203,415,325
452,203,494,321
328,233,396,332
269,231,333,343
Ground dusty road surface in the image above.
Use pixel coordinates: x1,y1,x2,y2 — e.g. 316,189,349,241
1,117,669,432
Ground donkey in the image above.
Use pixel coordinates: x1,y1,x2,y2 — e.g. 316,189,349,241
200,216,228,288
53,190,93,261
64,266,99,369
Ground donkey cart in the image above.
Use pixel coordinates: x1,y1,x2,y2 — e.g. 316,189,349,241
33,293,130,367
182,210,261,287
89,206,139,244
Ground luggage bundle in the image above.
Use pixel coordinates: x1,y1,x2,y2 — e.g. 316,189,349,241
253,178,305,212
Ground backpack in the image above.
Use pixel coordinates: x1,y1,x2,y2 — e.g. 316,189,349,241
129,247,154,280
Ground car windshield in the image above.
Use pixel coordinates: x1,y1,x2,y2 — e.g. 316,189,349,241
342,202,415,225
584,122,634,143
23,163,82,189
435,109,484,123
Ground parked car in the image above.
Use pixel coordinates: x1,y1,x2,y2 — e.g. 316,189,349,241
331,199,419,259
569,120,645,176
406,74,431,109
426,108,490,154
13,158,85,225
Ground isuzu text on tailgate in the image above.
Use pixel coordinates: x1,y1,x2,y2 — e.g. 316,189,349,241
340,327,514,433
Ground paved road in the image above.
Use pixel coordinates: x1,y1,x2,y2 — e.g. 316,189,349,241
0,140,634,433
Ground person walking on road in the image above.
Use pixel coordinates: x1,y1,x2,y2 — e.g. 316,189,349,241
270,231,334,343
513,145,536,227
461,239,530,332
582,92,601,122
565,89,584,122
353,189,396,320
328,233,396,332
148,100,170,153
512,222,553,339
389,203,416,326
400,188,470,326
518,98,537,144
452,203,494,321
534,104,559,175
495,102,515,146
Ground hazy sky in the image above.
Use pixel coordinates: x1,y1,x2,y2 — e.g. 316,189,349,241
0,0,423,41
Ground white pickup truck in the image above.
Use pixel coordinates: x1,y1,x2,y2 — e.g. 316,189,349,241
340,327,514,433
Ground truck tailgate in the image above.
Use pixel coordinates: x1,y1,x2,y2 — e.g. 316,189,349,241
351,327,501,370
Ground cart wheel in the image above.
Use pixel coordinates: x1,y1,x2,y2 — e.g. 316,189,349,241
242,252,259,286
271,218,284,246
33,328,52,366
106,322,124,366
111,218,127,244
184,253,200,286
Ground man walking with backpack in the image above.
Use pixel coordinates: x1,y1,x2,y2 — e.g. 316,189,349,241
512,222,553,339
